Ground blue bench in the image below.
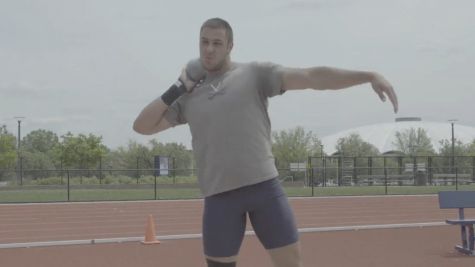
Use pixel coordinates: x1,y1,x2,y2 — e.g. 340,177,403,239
438,191,475,256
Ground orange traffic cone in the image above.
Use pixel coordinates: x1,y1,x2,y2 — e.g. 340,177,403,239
141,214,161,244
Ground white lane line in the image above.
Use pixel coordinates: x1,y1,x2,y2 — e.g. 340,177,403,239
0,221,447,249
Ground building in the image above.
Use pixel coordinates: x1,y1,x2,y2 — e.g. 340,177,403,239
321,117,475,155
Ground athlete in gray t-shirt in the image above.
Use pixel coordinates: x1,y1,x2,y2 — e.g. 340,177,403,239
165,61,286,197
133,18,398,267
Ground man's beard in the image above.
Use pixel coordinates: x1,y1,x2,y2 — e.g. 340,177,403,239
202,53,230,72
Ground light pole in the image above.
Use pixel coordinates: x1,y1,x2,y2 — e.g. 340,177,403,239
14,116,25,185
448,119,458,174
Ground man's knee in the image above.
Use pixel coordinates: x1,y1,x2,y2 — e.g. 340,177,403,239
268,241,303,267
206,258,237,267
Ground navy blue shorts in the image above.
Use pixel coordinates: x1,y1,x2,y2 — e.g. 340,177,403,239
202,178,299,257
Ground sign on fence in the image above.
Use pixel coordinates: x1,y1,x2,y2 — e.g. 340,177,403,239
290,162,306,172
154,156,170,176
404,163,426,172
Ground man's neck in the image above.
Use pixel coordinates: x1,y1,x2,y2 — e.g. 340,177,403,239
207,57,232,76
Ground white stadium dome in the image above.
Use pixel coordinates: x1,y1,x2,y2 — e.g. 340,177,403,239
321,117,475,155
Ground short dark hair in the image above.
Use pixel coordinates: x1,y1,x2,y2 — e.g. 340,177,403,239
200,18,233,44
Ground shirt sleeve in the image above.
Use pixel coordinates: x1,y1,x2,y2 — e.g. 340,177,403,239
164,99,187,126
254,62,286,98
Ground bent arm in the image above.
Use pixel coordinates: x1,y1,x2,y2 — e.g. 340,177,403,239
133,67,199,135
282,66,398,113
133,98,173,135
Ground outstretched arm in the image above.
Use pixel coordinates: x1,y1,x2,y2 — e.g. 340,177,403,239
282,66,398,113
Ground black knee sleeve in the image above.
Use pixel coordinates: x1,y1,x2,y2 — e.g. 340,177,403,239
206,259,236,267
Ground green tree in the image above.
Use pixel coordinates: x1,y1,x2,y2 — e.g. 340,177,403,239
21,129,60,171
438,139,466,157
107,140,193,169
20,151,56,172
392,128,435,155
272,126,322,169
22,129,59,153
335,133,380,157
0,125,17,173
149,140,193,170
438,138,475,173
105,140,192,175
108,140,152,170
59,132,107,169
467,139,475,156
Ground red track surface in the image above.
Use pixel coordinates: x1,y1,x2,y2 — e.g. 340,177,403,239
1,195,474,266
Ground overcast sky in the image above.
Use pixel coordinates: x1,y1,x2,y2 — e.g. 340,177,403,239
1,0,474,150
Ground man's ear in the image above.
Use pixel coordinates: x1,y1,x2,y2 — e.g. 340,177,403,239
227,42,234,53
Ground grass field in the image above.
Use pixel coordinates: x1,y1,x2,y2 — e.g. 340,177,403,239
1,183,474,203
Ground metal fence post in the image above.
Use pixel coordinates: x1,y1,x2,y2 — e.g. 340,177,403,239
412,156,417,183
384,157,388,195
154,174,157,200
337,156,342,186
306,156,311,188
173,168,176,184
99,157,103,185
323,156,326,187
67,170,70,201
173,157,176,180
428,156,433,185
472,156,475,182
60,160,63,185
20,157,23,186
455,167,458,191
311,165,315,197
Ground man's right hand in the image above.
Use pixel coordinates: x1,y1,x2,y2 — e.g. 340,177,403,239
179,68,199,92
180,58,207,92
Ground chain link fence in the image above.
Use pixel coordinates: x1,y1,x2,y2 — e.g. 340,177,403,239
0,156,474,202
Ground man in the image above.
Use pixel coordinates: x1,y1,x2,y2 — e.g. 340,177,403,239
133,18,398,267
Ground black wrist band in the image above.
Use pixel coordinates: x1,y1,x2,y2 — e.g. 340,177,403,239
161,79,187,106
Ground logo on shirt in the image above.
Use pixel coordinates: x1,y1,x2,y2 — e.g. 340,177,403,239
208,81,225,99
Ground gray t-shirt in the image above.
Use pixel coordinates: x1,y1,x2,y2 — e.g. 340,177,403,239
165,61,285,197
